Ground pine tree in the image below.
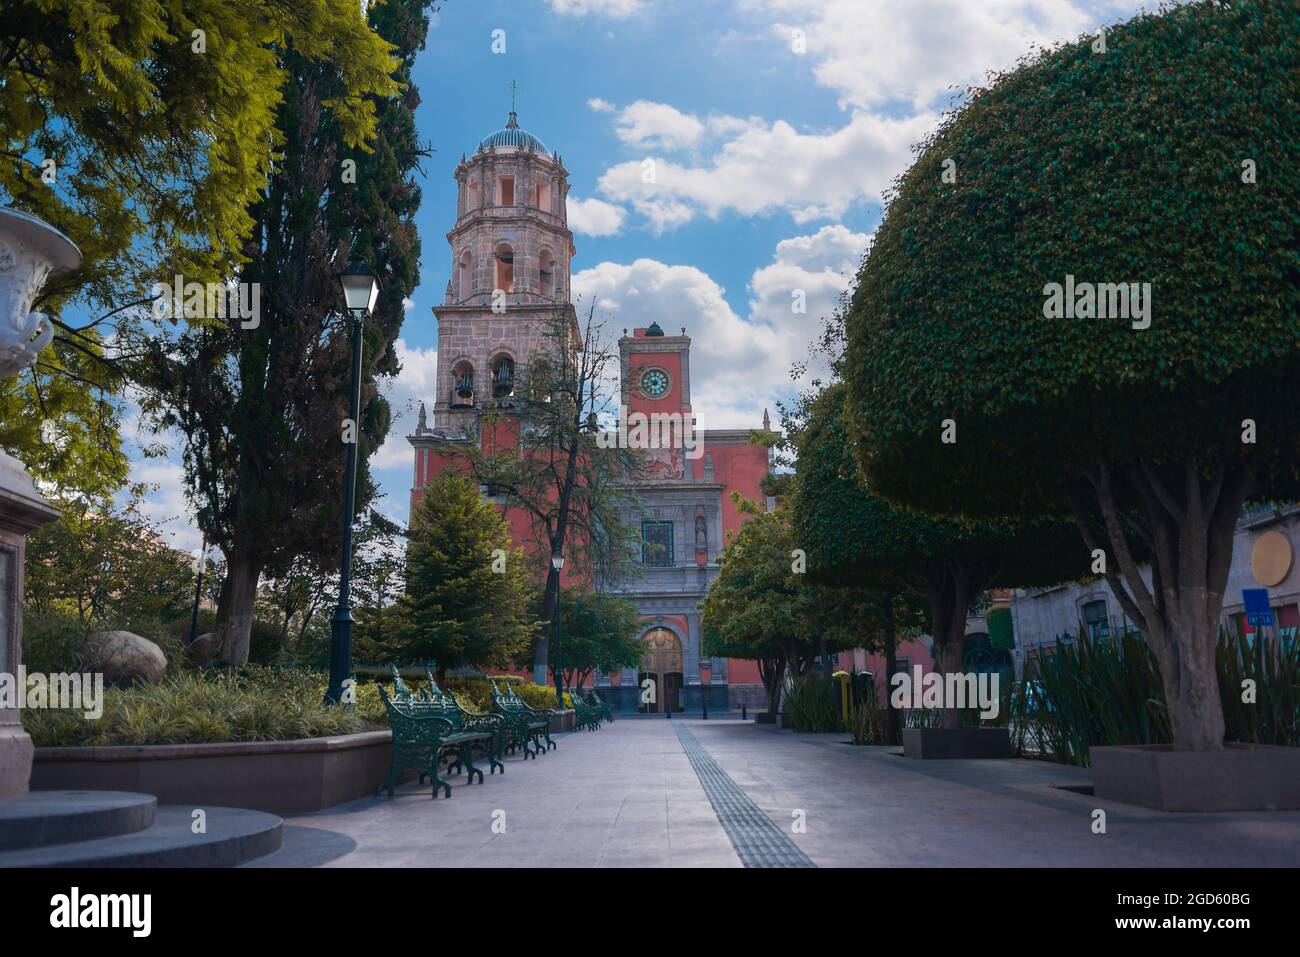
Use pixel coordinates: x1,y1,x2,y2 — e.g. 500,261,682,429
393,473,539,682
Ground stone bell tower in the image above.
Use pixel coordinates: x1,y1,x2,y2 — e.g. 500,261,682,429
423,110,578,438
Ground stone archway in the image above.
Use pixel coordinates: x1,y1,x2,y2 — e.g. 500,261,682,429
639,627,683,713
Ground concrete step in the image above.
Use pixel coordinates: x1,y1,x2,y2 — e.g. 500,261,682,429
0,805,282,868
0,791,156,850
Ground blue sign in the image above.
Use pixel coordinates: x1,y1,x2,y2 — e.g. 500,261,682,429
1242,588,1272,627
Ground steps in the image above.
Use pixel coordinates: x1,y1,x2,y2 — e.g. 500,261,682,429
0,790,156,849
0,790,282,867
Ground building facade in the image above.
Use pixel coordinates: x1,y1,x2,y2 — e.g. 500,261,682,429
408,114,771,712
1010,504,1300,676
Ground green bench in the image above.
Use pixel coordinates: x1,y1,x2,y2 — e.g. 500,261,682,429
377,669,503,799
584,688,616,723
490,679,556,757
568,689,601,731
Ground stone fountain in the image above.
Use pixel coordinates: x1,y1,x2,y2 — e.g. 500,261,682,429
0,207,79,798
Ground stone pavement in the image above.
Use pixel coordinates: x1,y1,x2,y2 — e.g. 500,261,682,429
247,719,1300,867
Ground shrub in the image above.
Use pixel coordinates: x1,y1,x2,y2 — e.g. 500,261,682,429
784,674,839,733
20,667,378,747
20,607,88,674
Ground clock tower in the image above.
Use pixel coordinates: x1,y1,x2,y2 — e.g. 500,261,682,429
619,321,694,481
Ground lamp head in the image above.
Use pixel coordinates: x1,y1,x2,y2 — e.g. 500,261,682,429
339,260,381,316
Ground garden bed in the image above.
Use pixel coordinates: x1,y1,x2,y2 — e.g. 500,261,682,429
31,731,408,814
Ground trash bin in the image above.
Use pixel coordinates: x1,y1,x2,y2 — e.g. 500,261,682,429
832,670,853,720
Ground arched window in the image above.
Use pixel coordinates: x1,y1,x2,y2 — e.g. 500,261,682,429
491,354,515,398
538,248,555,299
458,251,472,301
467,180,480,211
494,243,514,294
450,360,475,408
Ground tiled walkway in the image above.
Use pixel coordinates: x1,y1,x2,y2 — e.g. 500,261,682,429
248,719,1300,867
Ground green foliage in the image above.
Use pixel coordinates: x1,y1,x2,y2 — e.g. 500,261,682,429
0,335,128,497
389,473,540,675
1016,628,1300,766
846,693,891,745
792,384,1085,591
20,667,377,747
130,0,432,665
784,674,840,733
20,607,89,675
24,490,197,628
557,590,643,689
845,0,1300,516
0,0,399,307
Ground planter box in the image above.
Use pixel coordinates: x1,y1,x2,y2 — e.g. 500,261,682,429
902,727,1012,759
1091,743,1300,812
550,709,575,733
31,731,412,814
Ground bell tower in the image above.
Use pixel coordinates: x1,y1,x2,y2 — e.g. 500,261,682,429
425,111,577,436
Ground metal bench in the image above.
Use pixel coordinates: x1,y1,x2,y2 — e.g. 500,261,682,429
490,679,556,757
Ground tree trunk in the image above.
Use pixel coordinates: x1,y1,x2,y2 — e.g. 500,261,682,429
758,654,786,715
924,562,973,731
212,554,261,666
882,595,900,746
819,633,833,683
1069,461,1253,751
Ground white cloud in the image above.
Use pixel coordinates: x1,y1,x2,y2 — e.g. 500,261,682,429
572,223,870,429
587,97,616,113
596,110,933,231
755,0,1155,112
371,338,439,475
614,100,707,151
549,0,645,16
128,458,202,554
566,195,627,237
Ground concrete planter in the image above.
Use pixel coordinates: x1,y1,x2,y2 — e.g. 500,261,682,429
903,727,1012,759
550,709,575,733
31,731,410,814
1091,742,1300,811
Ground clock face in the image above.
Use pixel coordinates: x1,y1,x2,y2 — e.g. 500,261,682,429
640,368,670,398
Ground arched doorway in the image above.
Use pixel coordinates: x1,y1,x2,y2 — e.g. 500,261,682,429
639,627,683,714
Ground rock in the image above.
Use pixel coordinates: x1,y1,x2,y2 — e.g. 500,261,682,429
185,632,221,668
85,631,168,686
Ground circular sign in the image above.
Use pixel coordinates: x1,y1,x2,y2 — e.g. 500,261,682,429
1251,530,1293,587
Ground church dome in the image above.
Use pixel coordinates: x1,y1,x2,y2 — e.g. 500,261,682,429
478,112,550,154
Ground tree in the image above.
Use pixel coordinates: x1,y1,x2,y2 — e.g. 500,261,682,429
24,487,196,629
451,305,644,682
793,385,1082,729
391,472,539,682
134,0,432,665
556,590,642,690
700,497,859,715
0,0,397,309
843,0,1300,751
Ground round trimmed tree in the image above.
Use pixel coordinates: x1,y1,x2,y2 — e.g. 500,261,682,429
845,0,1300,750
793,385,1084,729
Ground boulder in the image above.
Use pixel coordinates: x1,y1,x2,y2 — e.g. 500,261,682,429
85,631,168,686
185,632,220,668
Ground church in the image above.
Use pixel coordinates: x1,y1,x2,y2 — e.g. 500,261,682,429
408,112,773,714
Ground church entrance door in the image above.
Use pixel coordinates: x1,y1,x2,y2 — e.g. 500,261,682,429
639,628,683,714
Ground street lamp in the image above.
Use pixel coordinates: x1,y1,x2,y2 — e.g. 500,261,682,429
551,551,565,708
326,260,381,705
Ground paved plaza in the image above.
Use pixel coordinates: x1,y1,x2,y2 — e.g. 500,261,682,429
249,720,1300,868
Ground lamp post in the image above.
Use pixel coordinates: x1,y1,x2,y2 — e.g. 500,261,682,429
326,261,381,705
551,551,565,708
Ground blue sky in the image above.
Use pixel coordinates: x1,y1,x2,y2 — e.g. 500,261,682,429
131,0,1163,552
